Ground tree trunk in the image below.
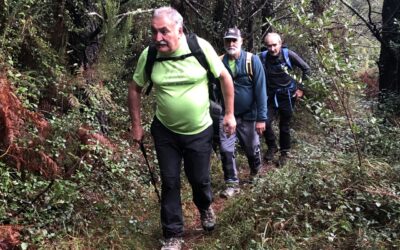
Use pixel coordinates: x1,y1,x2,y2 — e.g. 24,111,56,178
379,0,400,93
0,0,6,34
170,0,187,22
247,14,255,51
212,0,226,50
261,0,274,39
311,0,332,16
51,0,67,52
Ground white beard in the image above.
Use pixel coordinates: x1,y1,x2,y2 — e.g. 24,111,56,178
225,47,239,56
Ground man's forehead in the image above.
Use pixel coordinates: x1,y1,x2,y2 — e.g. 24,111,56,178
265,37,280,45
152,16,174,28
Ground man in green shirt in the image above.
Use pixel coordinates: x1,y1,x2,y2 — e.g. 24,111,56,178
128,6,236,250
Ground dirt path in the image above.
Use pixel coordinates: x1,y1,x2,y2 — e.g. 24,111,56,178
181,197,225,250
180,162,275,250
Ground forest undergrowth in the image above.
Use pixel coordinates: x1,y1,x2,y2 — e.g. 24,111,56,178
2,24,400,250
2,76,399,249
43,93,400,249
1,0,398,249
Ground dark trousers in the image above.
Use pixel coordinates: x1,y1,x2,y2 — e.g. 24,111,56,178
150,117,214,238
263,90,296,152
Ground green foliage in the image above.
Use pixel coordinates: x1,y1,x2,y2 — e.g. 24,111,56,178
1,0,398,249
1,101,153,245
197,143,400,249
96,1,133,82
357,101,400,163
0,0,65,112
194,1,399,249
1,0,161,244
265,0,370,166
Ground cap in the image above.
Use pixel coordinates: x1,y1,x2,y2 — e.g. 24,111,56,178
223,27,241,39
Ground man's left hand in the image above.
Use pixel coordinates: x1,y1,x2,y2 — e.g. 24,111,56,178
294,89,304,100
223,114,236,137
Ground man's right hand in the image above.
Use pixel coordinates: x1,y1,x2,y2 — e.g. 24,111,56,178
131,125,144,143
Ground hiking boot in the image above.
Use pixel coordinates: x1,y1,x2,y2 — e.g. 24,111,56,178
250,166,260,176
220,186,240,198
249,170,259,184
277,152,289,167
161,237,182,250
264,148,278,162
200,207,216,231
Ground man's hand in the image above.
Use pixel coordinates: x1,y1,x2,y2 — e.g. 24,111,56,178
294,89,304,100
219,68,235,137
223,113,236,137
131,125,144,144
255,121,266,136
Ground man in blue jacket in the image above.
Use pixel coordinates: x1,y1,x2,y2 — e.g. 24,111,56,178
218,27,268,198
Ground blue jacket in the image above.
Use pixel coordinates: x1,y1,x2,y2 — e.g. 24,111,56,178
221,50,268,121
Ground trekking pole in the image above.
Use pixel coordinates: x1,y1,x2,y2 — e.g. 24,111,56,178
139,141,161,203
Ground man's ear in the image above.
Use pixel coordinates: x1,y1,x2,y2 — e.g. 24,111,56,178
178,26,184,37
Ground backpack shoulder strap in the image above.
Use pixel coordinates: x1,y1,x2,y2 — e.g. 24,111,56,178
186,33,217,101
186,33,214,84
259,50,268,64
144,45,158,95
144,33,214,96
282,48,292,70
186,33,211,73
246,52,253,81
220,52,253,80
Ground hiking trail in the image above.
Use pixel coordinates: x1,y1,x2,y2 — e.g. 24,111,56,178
180,161,275,250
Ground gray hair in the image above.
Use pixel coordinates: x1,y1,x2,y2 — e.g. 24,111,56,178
153,7,183,28
264,32,282,43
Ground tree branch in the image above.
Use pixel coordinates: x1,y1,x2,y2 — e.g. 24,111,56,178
239,0,270,28
14,180,55,217
339,0,383,44
115,8,154,26
183,0,203,19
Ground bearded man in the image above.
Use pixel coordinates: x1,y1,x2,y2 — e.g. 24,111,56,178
217,27,268,198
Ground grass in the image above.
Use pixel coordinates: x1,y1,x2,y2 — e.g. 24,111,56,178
6,98,400,250
190,103,400,249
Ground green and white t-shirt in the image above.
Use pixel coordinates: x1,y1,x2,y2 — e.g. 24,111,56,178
133,36,224,135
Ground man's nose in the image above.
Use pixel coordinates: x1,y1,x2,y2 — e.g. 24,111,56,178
154,32,163,41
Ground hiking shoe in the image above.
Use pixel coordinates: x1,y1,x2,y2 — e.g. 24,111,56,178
220,186,240,198
249,170,259,184
250,166,260,176
264,148,278,162
277,153,288,167
161,237,182,250
200,207,216,231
